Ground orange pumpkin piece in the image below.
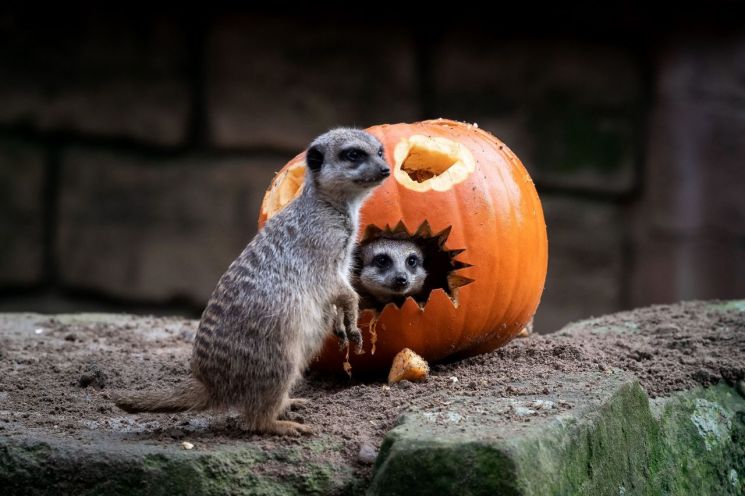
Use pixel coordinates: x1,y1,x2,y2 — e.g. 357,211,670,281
259,119,548,375
388,348,429,384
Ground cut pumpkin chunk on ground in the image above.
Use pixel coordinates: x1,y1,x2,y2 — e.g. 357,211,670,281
388,348,430,384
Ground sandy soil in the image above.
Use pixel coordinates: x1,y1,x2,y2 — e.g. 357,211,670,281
0,301,742,481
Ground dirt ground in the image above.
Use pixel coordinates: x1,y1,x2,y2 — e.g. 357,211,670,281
0,301,743,482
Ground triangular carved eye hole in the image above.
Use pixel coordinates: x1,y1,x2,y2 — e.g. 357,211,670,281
355,221,474,312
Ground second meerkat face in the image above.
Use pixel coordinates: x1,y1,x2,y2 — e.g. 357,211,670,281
358,238,427,303
305,129,390,197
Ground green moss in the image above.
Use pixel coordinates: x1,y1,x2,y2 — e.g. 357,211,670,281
651,385,745,495
0,440,361,496
370,439,520,496
713,300,745,313
369,379,745,496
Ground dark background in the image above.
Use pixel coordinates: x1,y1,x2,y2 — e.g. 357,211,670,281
1,5,743,332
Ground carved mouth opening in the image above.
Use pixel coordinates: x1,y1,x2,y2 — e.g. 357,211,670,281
393,135,476,192
355,221,474,312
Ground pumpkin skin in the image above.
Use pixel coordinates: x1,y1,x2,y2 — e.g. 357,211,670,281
259,119,548,375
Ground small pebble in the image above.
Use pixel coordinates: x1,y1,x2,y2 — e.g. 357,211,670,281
78,364,108,389
182,441,194,450
357,443,377,465
449,376,459,384
34,328,44,335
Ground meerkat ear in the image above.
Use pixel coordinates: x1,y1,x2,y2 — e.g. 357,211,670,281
306,146,324,172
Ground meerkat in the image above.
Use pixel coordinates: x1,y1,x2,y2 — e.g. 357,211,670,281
114,129,390,436
356,238,428,307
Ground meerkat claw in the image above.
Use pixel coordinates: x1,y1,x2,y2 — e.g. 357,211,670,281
348,328,364,354
287,398,310,410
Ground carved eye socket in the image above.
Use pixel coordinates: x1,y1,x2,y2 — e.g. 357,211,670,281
373,254,391,269
342,148,367,162
406,255,419,268
377,148,384,158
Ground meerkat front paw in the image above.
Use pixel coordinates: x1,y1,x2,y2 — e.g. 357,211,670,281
332,308,349,351
347,326,364,354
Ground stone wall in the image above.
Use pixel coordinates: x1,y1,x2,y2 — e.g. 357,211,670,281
0,9,743,331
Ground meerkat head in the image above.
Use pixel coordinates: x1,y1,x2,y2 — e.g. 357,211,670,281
358,238,427,304
304,128,390,199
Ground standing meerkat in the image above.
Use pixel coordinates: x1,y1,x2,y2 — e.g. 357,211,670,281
356,238,428,307
114,129,390,436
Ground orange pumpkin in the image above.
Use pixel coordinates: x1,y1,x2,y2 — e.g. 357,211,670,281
259,119,548,375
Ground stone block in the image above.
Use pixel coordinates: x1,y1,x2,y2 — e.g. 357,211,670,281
0,15,190,145
0,139,45,286
433,38,642,193
0,301,742,494
370,302,745,495
206,16,419,150
56,149,281,303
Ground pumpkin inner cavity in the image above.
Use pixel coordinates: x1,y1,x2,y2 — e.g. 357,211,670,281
394,135,476,192
355,221,473,313
261,162,305,219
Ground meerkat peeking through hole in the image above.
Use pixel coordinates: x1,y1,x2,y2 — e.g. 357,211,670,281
356,237,428,308
114,128,389,436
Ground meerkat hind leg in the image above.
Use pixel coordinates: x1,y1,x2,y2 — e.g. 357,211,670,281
257,417,313,436
278,396,311,418
286,397,310,409
240,405,313,436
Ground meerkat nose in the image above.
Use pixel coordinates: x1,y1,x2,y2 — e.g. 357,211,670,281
393,275,408,288
378,166,390,177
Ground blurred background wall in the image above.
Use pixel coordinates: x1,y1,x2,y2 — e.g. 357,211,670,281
0,6,743,332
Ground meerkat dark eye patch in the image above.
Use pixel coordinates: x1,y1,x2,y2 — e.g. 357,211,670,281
306,146,324,171
406,254,419,268
340,148,367,163
373,254,391,269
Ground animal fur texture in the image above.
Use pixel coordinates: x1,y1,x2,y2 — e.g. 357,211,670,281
115,128,390,436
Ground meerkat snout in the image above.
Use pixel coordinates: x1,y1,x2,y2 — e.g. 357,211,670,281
392,274,408,289
358,238,427,305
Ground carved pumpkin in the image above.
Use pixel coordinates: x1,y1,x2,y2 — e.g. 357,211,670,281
259,119,548,375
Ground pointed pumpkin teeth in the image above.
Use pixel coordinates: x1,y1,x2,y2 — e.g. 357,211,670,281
414,220,433,238
447,274,475,290
363,224,384,239
358,219,473,312
392,220,408,233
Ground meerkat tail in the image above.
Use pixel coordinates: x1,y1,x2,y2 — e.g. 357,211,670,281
114,379,209,413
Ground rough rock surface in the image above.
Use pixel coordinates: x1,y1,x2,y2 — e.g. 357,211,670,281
0,301,743,495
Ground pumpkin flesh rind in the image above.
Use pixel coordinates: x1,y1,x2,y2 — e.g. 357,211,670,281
259,120,548,375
